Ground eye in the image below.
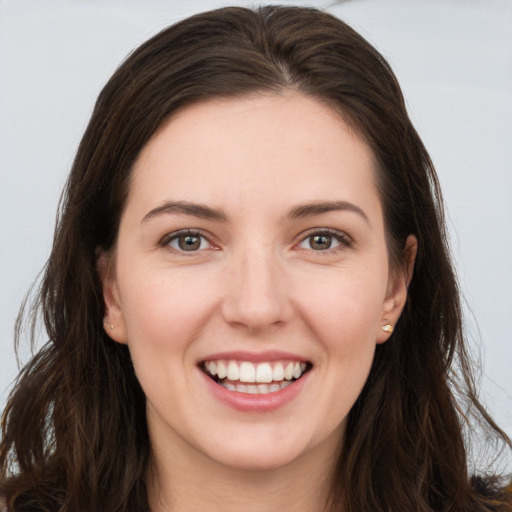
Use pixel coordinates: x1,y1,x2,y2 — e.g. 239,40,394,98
297,229,351,252
162,230,213,252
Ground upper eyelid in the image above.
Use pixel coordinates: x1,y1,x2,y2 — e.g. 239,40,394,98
160,228,216,247
293,229,354,255
158,227,352,249
296,227,352,243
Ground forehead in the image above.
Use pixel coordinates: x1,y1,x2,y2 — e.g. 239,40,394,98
127,92,381,221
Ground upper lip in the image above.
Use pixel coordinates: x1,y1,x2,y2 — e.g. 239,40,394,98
198,350,310,364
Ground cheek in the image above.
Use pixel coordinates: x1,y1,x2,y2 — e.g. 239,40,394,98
119,264,217,339
301,268,385,402
116,269,223,412
289,271,384,441
295,265,388,348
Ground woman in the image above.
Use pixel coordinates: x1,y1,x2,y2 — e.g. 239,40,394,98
1,5,510,512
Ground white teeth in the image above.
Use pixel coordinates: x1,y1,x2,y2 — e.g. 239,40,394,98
239,361,256,382
220,380,295,394
227,361,239,381
256,362,273,383
284,362,294,380
205,359,309,386
272,363,284,381
217,360,227,379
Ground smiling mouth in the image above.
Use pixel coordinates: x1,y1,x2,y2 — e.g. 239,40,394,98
201,359,312,395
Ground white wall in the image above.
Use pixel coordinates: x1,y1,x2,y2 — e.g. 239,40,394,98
1,0,511,442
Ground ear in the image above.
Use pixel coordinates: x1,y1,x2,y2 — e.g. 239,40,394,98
97,249,128,345
376,235,417,344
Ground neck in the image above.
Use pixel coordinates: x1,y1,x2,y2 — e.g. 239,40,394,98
147,435,340,512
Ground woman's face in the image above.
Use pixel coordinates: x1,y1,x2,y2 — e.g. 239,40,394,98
102,92,411,472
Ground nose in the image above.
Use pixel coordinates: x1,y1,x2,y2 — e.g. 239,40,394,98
221,245,293,332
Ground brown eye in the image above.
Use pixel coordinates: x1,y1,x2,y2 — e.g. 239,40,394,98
310,234,333,250
166,231,209,252
178,235,201,251
297,229,350,252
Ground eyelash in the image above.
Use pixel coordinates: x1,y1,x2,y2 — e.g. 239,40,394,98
297,228,353,254
160,229,216,254
159,228,352,254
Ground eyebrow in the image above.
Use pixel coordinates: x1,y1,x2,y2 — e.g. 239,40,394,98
142,199,369,225
142,201,228,223
287,200,369,224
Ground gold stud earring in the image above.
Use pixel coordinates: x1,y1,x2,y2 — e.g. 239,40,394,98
382,323,393,334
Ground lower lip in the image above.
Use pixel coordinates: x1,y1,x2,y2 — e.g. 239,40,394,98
200,370,310,413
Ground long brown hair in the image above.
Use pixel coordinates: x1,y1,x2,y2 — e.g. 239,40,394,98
1,6,510,512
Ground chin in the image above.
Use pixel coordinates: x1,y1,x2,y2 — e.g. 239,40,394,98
208,444,306,473
197,421,343,474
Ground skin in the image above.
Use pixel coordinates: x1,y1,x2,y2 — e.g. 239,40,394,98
101,92,416,512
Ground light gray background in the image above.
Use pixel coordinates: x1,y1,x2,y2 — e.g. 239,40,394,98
1,0,511,444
